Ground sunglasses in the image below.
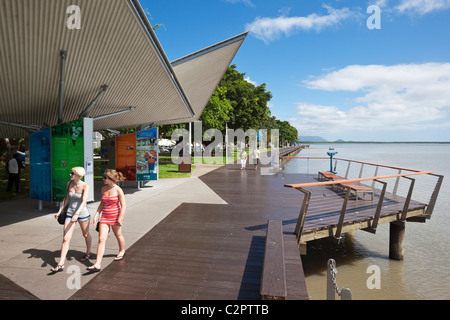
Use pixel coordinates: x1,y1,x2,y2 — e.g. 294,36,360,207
103,175,111,180
70,172,75,176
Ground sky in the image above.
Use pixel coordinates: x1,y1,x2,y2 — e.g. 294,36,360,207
141,0,450,142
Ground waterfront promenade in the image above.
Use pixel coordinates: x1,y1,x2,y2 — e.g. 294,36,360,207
71,162,308,300
0,164,228,300
1,157,309,300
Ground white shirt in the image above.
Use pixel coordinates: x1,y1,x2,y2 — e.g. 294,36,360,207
7,158,19,174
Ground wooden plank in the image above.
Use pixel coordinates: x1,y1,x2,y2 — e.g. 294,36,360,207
260,220,287,300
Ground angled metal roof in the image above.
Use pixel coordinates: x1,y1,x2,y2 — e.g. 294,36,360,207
161,32,248,125
1,0,246,138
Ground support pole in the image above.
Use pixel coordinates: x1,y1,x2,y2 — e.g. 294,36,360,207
79,84,108,118
389,221,405,260
58,50,67,124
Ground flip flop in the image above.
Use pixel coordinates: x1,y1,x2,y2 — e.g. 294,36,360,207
114,253,126,261
51,265,64,272
81,253,92,262
86,265,101,272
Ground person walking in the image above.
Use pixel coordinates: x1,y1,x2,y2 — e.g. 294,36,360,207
88,169,126,272
5,153,24,194
252,147,260,170
52,167,92,272
239,149,247,170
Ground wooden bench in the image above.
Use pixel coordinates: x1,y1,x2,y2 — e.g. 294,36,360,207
318,171,344,181
339,182,374,200
319,171,374,200
260,220,287,300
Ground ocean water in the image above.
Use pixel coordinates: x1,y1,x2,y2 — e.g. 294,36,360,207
284,143,450,300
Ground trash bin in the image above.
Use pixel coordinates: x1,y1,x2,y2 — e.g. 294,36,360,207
178,156,191,173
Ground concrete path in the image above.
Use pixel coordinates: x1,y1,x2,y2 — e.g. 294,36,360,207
0,164,226,300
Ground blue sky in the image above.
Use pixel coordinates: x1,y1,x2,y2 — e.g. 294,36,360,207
141,0,450,142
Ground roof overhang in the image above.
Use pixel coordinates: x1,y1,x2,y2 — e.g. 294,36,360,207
0,0,246,138
161,32,248,125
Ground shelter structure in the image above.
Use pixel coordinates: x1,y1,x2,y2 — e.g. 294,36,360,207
0,0,247,137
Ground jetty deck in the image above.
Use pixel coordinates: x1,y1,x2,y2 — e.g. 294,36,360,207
70,153,441,300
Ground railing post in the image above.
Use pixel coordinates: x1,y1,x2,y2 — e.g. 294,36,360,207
295,188,311,243
400,177,415,222
358,163,364,179
365,180,387,233
345,161,351,178
371,166,379,189
334,186,351,243
393,169,402,195
425,174,444,218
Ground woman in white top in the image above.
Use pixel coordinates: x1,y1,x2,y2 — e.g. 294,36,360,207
51,167,92,272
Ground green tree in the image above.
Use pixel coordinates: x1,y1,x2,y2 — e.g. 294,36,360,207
220,65,272,131
199,86,232,132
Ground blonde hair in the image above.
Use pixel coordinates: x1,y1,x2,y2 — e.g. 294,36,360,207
104,169,124,183
72,167,86,178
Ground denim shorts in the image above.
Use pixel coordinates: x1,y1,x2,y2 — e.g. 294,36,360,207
66,215,90,223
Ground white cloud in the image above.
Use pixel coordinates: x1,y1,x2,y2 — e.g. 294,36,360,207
396,0,450,14
245,4,360,43
295,63,450,139
223,0,255,7
244,76,257,86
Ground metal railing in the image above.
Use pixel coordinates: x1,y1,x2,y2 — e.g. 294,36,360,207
282,156,443,244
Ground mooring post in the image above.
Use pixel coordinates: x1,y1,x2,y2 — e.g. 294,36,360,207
389,221,405,260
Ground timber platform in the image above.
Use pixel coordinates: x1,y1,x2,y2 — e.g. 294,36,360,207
70,150,442,300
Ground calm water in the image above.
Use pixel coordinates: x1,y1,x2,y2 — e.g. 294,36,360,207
284,143,450,300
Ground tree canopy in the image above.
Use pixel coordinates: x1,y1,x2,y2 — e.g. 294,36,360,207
160,65,299,145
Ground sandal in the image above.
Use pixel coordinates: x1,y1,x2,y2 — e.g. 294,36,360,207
81,253,92,262
51,265,64,272
86,265,101,272
114,253,126,261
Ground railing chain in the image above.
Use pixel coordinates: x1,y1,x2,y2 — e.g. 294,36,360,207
327,259,352,300
329,259,342,296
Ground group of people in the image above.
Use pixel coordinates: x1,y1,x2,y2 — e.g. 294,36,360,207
239,147,260,171
51,167,126,273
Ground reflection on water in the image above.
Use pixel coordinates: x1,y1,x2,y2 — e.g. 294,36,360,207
287,143,450,300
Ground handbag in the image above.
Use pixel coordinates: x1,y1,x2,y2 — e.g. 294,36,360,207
57,205,68,225
57,181,71,225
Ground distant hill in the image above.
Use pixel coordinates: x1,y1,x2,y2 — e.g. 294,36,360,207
299,136,328,142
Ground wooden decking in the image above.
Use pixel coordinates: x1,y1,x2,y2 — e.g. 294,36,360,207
70,164,310,300
70,161,427,300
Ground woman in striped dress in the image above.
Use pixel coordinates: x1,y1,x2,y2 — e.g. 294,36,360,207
88,169,126,271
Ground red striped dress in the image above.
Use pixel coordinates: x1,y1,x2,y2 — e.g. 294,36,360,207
100,195,121,225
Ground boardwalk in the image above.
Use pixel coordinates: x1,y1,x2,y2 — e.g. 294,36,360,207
70,158,427,300
71,164,309,300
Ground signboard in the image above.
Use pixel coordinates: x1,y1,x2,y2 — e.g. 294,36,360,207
30,128,51,201
116,133,136,181
51,119,85,202
100,138,116,175
136,128,158,181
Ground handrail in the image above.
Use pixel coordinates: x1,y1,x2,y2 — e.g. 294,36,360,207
284,170,433,189
282,156,443,247
280,156,427,173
